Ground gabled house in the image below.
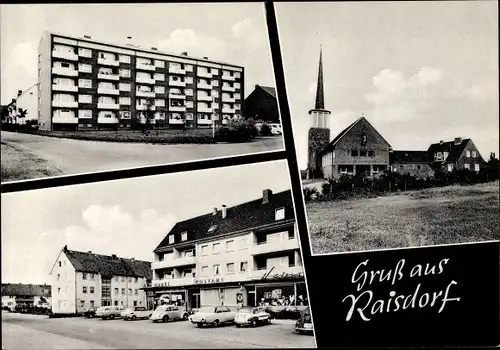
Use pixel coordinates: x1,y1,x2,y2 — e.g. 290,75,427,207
1,283,51,311
390,150,434,178
320,116,392,179
49,246,152,314
427,137,485,172
244,84,280,124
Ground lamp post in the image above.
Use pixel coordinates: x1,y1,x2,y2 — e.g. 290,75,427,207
212,96,216,140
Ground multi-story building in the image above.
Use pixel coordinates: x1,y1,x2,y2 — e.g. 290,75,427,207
49,246,152,314
146,189,308,313
1,283,51,311
37,31,245,131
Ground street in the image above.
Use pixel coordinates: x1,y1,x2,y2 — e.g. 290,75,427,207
1,131,283,178
1,312,315,349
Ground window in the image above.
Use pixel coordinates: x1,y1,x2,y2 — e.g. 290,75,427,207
79,48,92,57
168,235,174,244
181,232,188,241
83,286,88,294
80,300,85,308
351,150,358,157
155,73,165,81
57,288,61,295
114,288,119,295
128,289,132,295
114,301,118,306
121,277,125,282
360,150,367,157
90,274,95,280
121,288,125,295
368,150,375,157
417,165,422,170
185,113,194,120
79,95,92,103
83,273,87,280
475,164,480,171
79,79,92,88
213,264,220,275
90,286,95,294
61,62,70,68
275,207,285,221
240,261,248,272
226,263,235,274
78,63,92,73
154,60,165,68
155,86,165,94
472,151,477,158
201,245,209,255
464,163,470,170
119,83,130,91
466,150,471,157
135,289,138,295
119,69,131,78
155,99,165,107
119,55,130,63
57,274,60,281
212,243,221,254
58,261,62,267
119,97,131,105
128,277,132,283
447,164,454,172
435,152,444,161
226,240,235,251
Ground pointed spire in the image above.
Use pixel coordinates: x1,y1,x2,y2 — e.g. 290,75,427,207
314,46,325,110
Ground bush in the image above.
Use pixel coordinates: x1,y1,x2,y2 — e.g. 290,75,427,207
215,119,256,143
260,123,272,136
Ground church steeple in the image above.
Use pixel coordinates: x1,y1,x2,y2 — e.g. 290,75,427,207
314,46,325,110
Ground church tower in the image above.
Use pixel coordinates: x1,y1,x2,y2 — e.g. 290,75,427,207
307,47,331,179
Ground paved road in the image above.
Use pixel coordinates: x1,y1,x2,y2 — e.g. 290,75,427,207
1,131,283,177
1,312,314,349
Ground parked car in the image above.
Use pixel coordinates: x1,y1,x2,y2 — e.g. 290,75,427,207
234,306,271,327
269,123,282,135
121,307,152,321
96,306,123,320
294,307,313,334
189,305,236,328
150,305,189,323
83,307,97,318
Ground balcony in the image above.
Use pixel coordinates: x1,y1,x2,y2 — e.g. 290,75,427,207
136,105,156,111
136,90,155,98
197,118,213,125
222,85,235,92
221,96,236,103
136,62,155,71
151,256,196,270
97,116,119,124
169,67,186,75
169,106,186,112
250,237,299,256
222,74,235,81
97,87,119,95
52,115,78,124
97,73,119,81
52,101,78,108
198,106,212,113
152,277,195,288
169,118,185,125
52,51,78,61
197,82,212,90
222,107,236,114
197,95,212,102
169,93,186,100
197,71,213,78
169,80,186,87
52,67,78,77
52,84,78,92
136,77,155,85
97,103,119,110
98,58,119,66
249,265,303,280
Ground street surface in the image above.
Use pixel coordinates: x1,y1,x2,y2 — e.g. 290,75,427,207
1,311,315,349
1,131,283,177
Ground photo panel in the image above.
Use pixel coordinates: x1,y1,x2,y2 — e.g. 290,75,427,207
275,1,499,347
1,3,284,184
1,159,316,348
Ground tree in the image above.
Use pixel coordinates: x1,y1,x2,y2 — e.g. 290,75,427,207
18,108,28,126
143,97,155,133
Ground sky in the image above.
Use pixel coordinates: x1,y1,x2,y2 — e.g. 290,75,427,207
276,1,499,169
0,3,275,109
1,160,292,285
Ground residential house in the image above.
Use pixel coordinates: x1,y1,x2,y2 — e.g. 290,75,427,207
390,150,434,178
244,85,279,124
1,283,51,311
428,138,485,173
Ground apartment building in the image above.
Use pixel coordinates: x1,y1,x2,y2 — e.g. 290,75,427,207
49,246,152,314
38,31,244,131
146,189,307,312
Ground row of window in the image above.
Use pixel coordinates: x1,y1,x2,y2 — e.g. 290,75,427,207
78,300,141,308
112,288,139,296
55,109,242,121
200,261,249,276
434,150,478,161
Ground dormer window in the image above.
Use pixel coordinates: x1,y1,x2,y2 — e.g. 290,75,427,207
168,235,174,244
208,225,217,233
435,152,444,161
275,207,285,221
181,232,188,241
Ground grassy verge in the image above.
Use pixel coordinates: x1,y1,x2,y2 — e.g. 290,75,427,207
1,142,62,182
307,181,499,254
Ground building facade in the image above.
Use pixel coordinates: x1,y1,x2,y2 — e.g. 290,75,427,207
49,246,152,314
146,189,307,313
244,85,280,123
428,138,485,173
390,151,435,178
38,31,244,131
1,283,51,311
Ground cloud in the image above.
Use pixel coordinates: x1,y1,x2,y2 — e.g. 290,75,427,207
1,42,38,103
467,82,498,102
232,18,255,38
158,29,227,61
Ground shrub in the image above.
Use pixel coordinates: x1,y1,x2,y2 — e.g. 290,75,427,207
214,119,256,143
260,123,272,136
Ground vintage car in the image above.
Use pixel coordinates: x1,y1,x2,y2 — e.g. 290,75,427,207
150,305,189,323
121,307,152,320
83,307,97,318
294,307,313,334
234,306,271,327
96,306,124,320
269,123,282,135
189,305,236,327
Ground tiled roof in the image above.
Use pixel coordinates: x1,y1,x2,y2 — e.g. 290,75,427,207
154,190,294,252
427,139,471,163
1,283,51,297
390,150,429,163
63,249,152,280
258,85,277,99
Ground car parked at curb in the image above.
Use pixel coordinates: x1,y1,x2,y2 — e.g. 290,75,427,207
269,123,282,135
189,305,236,328
83,307,97,318
294,307,313,334
150,305,189,323
234,306,271,327
96,306,124,320
121,307,152,320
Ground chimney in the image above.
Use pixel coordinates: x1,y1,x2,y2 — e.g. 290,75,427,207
221,205,227,219
203,56,208,60
63,245,68,251
111,254,117,259
181,52,188,56
439,140,444,145
151,47,158,51
83,35,91,39
255,84,259,89
17,90,22,97
87,251,92,254
212,207,217,216
454,137,462,145
262,189,273,204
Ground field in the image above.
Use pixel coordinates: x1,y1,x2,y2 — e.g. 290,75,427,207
307,181,500,254
1,142,62,182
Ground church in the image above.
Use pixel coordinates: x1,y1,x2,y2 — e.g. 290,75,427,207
305,48,485,180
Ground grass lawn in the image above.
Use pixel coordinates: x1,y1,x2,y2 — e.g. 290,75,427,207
1,142,62,182
307,181,500,254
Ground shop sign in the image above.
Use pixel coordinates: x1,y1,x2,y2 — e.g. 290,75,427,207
195,277,224,285
153,280,171,287
268,272,304,281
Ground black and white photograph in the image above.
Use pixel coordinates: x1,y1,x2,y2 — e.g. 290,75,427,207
1,3,282,183
276,1,499,254
1,160,315,348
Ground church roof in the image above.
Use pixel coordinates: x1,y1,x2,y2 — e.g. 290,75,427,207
314,47,325,110
390,150,429,164
257,85,276,99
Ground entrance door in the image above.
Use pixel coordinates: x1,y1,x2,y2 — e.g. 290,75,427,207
190,293,200,309
247,290,256,306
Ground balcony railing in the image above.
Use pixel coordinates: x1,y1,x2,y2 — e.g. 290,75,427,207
197,106,212,113
222,107,236,114
197,118,213,125
197,95,212,102
98,58,119,66
136,77,155,85
97,87,119,95
197,82,212,90
52,67,78,77
222,74,235,81
52,101,78,108
169,106,186,112
222,85,235,92
52,115,78,124
52,51,78,61
197,71,212,78
136,63,155,71
97,103,119,110
97,73,119,81
136,90,155,98
169,93,186,100
136,105,156,111
221,96,236,103
169,118,185,125
151,256,196,270
152,276,195,287
52,84,78,92
97,116,119,124
169,67,186,75
250,237,299,256
169,80,186,87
